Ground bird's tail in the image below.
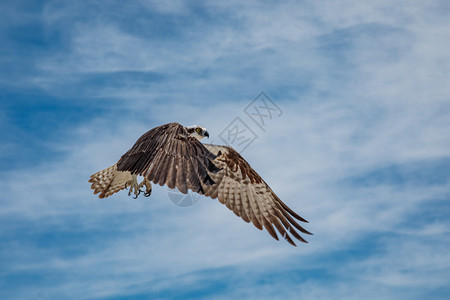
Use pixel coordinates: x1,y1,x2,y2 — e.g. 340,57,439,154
89,163,133,198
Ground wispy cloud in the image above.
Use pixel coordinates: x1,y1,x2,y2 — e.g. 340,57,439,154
1,0,449,299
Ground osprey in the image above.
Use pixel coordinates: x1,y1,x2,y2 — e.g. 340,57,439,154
89,122,311,246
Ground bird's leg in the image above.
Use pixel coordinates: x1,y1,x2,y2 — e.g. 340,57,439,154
139,178,152,197
125,174,141,199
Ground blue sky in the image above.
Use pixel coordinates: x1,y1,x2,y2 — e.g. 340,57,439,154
1,1,450,299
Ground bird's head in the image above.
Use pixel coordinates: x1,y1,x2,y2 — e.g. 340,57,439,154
186,125,209,141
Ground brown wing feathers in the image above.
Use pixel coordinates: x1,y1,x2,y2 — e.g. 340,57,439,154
96,122,310,246
202,144,311,246
117,123,220,195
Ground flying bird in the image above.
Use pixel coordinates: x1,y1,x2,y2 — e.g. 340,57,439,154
89,122,311,246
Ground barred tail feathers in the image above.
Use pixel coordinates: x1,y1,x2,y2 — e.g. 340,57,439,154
89,164,132,198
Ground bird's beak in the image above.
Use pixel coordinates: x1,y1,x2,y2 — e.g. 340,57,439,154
205,131,209,138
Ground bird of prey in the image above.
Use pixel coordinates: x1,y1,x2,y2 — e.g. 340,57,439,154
89,122,311,246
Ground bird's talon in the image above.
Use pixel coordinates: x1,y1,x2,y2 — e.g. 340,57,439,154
124,177,151,199
125,175,142,198
139,178,152,198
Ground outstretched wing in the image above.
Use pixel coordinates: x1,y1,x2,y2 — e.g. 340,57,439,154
117,122,221,194
202,144,311,246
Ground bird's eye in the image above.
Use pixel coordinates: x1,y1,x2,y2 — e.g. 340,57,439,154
196,128,201,133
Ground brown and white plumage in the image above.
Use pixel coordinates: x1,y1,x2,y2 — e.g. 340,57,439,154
89,122,311,246
116,122,220,194
89,164,132,199
202,144,311,246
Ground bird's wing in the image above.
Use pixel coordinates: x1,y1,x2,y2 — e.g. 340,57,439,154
117,122,221,194
202,144,311,246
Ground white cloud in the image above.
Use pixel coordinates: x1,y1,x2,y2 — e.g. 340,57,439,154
3,94,449,298
2,0,450,299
